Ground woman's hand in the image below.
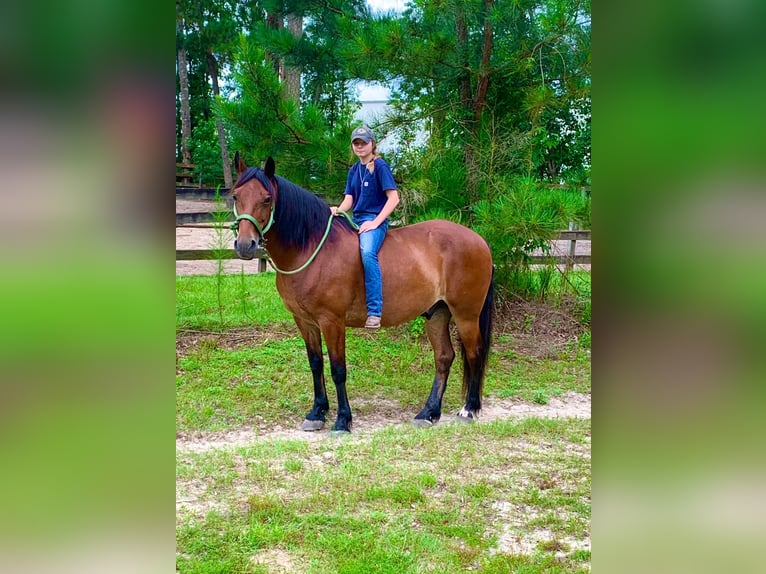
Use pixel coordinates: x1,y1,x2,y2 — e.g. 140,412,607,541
330,206,339,216
358,220,379,234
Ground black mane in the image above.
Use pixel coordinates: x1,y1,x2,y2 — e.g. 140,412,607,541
235,167,353,250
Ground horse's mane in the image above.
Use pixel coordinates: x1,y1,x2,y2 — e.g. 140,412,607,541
235,167,354,250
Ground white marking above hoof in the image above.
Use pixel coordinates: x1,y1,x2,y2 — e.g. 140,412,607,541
455,407,476,423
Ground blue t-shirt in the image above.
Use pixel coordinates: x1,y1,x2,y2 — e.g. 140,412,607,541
343,158,397,218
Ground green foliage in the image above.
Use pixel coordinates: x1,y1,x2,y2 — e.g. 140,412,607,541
218,34,356,199
473,177,589,298
190,117,225,187
407,316,425,339
178,0,591,304
176,0,255,165
387,144,468,224
371,0,591,185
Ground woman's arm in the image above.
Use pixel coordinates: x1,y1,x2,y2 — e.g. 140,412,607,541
331,194,354,216
358,188,399,233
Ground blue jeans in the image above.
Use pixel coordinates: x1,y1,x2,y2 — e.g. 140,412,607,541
354,215,388,317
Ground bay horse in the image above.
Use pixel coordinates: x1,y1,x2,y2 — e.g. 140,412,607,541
231,154,494,433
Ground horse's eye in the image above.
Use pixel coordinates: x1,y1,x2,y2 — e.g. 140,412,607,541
264,196,272,205
231,194,237,201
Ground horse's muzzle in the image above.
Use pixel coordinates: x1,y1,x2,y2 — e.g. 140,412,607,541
234,237,258,260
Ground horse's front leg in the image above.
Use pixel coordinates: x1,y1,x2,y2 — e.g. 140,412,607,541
320,318,352,433
295,319,329,431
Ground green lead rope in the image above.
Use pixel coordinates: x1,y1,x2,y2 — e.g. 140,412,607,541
333,209,359,230
233,209,358,275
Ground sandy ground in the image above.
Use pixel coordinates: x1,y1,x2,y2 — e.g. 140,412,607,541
176,226,278,275
175,391,591,454
176,198,275,274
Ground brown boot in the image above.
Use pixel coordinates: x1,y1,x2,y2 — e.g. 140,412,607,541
364,316,381,329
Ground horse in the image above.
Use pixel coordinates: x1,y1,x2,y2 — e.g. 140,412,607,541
231,154,494,433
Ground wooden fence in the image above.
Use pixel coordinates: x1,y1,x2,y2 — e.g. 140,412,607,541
176,163,200,188
176,187,591,270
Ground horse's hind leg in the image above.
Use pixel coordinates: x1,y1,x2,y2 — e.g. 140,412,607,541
296,319,329,431
452,318,483,422
414,304,454,427
452,274,494,422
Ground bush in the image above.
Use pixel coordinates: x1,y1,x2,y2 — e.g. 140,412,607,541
472,177,589,299
191,117,226,187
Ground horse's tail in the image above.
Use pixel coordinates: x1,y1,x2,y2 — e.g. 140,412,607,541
461,267,494,412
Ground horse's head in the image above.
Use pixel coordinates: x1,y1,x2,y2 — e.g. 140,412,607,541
231,153,276,259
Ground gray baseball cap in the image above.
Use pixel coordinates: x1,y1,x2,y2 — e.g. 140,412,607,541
350,126,375,143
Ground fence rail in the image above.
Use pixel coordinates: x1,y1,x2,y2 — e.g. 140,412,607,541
176,186,228,199
176,163,201,188
176,190,590,268
175,229,590,267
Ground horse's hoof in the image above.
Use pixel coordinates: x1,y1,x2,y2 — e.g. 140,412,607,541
330,430,351,438
412,418,434,428
302,419,325,431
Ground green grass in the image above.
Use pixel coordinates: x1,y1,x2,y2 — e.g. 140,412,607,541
177,419,591,573
487,340,591,404
176,271,590,572
177,270,591,332
177,272,293,331
176,329,589,431
176,273,590,431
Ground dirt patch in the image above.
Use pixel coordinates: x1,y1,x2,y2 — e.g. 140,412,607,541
250,549,298,574
176,324,299,356
495,297,587,352
176,393,590,454
490,500,591,558
175,397,417,454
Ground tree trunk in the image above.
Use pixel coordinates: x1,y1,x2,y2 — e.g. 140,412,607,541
474,0,494,123
455,10,472,116
455,9,479,207
177,19,192,165
266,11,284,77
284,14,303,102
206,49,233,188
456,2,495,209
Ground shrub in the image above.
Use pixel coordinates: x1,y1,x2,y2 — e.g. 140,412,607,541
472,177,588,299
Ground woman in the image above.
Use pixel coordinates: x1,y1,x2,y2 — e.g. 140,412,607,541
330,126,400,329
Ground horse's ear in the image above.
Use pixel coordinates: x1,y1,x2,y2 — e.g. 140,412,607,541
264,157,275,179
234,151,247,175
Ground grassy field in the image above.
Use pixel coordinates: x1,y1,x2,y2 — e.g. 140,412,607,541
176,271,591,573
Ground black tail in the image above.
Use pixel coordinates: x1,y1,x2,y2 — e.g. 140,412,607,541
461,268,494,412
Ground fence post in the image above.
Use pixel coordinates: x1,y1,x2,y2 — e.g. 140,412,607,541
566,221,577,272
565,186,589,272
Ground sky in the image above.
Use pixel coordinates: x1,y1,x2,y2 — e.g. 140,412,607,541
367,0,408,13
